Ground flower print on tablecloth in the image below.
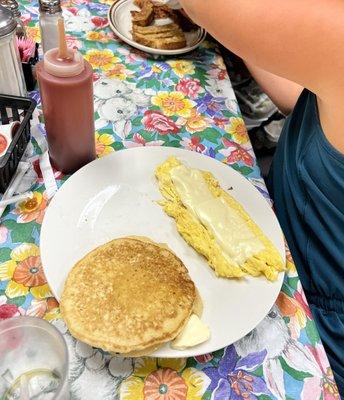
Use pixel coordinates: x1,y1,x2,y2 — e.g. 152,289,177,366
0,295,24,320
95,131,115,157
86,30,114,43
196,93,226,118
123,133,164,149
94,77,151,138
152,92,195,118
84,49,120,71
0,244,51,299
139,62,170,81
106,64,134,80
220,138,255,172
143,111,180,135
26,297,60,320
120,358,210,400
204,346,270,400
14,191,48,224
226,117,249,145
301,344,339,400
176,110,211,134
176,78,204,99
234,305,339,400
167,60,195,78
180,136,207,154
63,8,108,33
26,25,41,43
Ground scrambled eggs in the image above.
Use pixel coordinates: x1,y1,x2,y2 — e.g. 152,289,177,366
155,157,285,281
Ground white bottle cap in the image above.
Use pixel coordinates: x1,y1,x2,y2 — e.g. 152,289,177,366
43,48,84,77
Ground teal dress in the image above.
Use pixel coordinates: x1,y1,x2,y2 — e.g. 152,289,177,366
268,90,344,396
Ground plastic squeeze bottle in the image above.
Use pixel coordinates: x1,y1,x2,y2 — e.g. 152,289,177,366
36,18,96,173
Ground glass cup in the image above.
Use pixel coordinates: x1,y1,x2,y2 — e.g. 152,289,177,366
0,316,69,400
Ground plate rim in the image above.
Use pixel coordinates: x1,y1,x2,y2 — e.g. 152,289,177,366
41,147,286,357
108,0,207,56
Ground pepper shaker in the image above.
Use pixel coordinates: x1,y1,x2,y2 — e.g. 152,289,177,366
39,0,62,54
0,5,26,96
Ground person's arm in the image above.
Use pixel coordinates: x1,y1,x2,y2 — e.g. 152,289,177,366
244,63,303,115
179,0,344,151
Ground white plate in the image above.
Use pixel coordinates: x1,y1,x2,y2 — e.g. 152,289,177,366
108,0,207,56
41,147,285,358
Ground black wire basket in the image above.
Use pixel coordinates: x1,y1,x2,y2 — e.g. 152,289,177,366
0,94,36,193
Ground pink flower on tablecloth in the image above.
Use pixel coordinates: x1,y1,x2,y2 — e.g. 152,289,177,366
20,14,31,25
143,111,180,135
180,136,206,154
228,148,254,166
91,16,108,29
214,117,228,129
209,67,227,81
176,78,202,99
220,138,254,167
66,6,78,15
0,304,19,320
123,133,164,148
194,354,214,364
66,34,82,49
301,345,340,400
0,296,23,320
0,226,8,244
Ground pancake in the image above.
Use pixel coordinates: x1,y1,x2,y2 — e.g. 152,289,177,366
60,237,196,354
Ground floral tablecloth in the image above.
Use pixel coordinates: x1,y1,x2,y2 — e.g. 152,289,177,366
0,1,340,399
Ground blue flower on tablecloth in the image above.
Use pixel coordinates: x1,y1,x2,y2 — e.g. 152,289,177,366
196,93,225,117
87,2,109,14
204,346,270,400
139,62,170,79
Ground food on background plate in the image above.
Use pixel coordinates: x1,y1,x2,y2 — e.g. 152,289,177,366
60,237,209,355
131,0,154,27
131,0,195,50
132,26,186,50
156,157,285,281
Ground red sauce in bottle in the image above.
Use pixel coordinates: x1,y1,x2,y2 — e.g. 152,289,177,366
36,46,96,173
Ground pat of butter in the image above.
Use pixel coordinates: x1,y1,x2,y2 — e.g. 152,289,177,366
170,165,264,266
171,314,210,350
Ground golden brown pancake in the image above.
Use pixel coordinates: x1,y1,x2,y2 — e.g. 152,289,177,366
61,237,196,354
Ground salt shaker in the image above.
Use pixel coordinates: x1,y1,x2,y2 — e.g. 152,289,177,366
0,0,26,38
39,0,62,53
0,5,26,96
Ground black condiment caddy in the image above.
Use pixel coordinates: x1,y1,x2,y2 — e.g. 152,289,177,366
0,94,36,193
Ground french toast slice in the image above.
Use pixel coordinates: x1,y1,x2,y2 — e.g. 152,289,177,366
132,22,182,35
131,0,154,27
133,31,187,49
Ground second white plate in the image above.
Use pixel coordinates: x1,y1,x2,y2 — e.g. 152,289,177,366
108,0,207,56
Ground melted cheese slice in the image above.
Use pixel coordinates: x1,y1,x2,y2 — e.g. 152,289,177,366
171,314,210,350
170,165,264,267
